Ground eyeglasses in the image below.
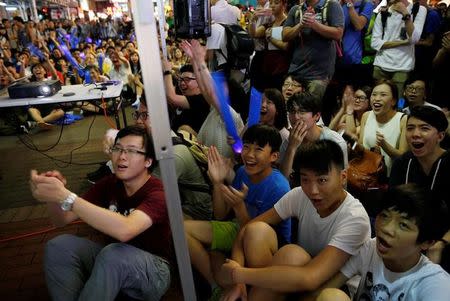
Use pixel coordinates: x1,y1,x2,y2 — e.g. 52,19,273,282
406,85,425,92
110,146,146,156
283,82,302,89
354,95,368,101
132,111,148,121
178,76,196,84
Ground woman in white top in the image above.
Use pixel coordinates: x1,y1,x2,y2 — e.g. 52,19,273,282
359,79,408,175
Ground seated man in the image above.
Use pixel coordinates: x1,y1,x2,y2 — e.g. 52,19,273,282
220,139,370,300
280,92,348,181
184,124,291,298
30,125,172,300
309,184,450,301
389,105,450,267
402,78,441,114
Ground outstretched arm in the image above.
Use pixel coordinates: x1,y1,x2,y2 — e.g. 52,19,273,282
30,170,152,242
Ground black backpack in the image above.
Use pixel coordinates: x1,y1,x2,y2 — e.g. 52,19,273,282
219,24,255,70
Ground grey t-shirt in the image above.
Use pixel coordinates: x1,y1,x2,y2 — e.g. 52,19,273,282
284,0,344,80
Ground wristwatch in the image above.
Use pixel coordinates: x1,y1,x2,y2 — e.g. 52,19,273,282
61,192,77,211
163,70,172,76
346,2,354,8
402,13,411,21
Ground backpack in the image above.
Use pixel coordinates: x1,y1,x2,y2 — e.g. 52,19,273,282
172,130,212,193
218,23,255,71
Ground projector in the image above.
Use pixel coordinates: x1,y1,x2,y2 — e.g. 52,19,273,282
8,80,62,99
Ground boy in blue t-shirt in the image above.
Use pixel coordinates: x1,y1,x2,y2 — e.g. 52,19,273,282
184,124,290,294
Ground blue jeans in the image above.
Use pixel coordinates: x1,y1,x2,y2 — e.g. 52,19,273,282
44,234,171,301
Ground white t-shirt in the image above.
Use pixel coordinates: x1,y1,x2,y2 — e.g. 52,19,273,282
274,188,370,257
342,238,450,301
211,0,241,25
197,106,244,159
108,63,132,86
402,102,442,115
206,23,228,67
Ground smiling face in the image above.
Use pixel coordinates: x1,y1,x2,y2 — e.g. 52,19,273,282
404,80,426,107
241,142,278,183
282,76,303,101
299,164,347,217
260,95,277,126
406,116,444,159
32,64,46,81
375,209,427,272
370,84,396,117
111,135,152,183
178,71,199,96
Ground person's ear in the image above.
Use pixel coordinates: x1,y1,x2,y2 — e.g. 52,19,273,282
270,151,279,164
314,112,321,123
340,168,347,187
437,131,445,143
144,158,152,168
419,239,436,252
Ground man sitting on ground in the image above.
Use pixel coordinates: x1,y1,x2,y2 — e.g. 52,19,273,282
30,125,173,301
220,139,370,300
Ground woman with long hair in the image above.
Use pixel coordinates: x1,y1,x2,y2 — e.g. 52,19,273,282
359,79,408,175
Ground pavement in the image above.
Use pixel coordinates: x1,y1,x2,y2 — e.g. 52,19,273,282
0,204,183,300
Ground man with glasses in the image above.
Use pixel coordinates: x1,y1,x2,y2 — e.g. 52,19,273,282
402,78,441,115
162,62,210,135
30,125,173,301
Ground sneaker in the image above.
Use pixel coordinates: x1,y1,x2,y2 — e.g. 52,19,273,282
87,162,112,184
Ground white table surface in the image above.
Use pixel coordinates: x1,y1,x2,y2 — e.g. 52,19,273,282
0,82,123,108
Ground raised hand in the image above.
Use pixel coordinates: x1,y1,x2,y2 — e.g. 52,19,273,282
288,119,308,150
208,145,230,185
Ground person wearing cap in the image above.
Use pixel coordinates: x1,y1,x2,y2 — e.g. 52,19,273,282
389,105,450,268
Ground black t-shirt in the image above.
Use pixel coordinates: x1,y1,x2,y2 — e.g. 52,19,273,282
171,94,210,133
390,151,450,208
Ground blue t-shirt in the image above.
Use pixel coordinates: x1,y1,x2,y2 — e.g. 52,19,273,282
342,0,374,64
232,166,291,243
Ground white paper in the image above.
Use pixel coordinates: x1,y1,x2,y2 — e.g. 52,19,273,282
268,26,283,50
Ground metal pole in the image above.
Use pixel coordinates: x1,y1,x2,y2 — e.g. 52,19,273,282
157,0,167,58
130,1,197,300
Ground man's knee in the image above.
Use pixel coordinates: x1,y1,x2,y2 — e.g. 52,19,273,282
45,234,78,259
244,221,276,241
272,244,311,266
316,288,351,301
95,243,130,267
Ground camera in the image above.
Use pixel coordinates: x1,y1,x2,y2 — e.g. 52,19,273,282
173,0,211,39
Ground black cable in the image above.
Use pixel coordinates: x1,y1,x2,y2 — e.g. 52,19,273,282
17,114,66,152
17,114,104,167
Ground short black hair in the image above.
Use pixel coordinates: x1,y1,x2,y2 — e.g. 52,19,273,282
264,88,288,130
13,16,24,24
114,125,157,172
378,184,449,243
287,92,321,115
408,105,448,133
293,139,345,175
242,124,282,153
179,64,194,74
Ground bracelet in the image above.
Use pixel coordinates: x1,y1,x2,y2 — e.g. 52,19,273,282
163,70,172,76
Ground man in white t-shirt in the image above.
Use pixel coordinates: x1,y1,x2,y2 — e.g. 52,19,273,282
280,92,348,180
308,184,450,301
211,0,241,25
219,139,370,301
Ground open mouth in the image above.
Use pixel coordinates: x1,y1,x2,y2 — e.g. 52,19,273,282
116,164,128,171
377,236,392,253
411,142,425,150
372,103,382,109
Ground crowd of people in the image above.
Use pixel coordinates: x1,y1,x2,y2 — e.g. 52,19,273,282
4,0,450,300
